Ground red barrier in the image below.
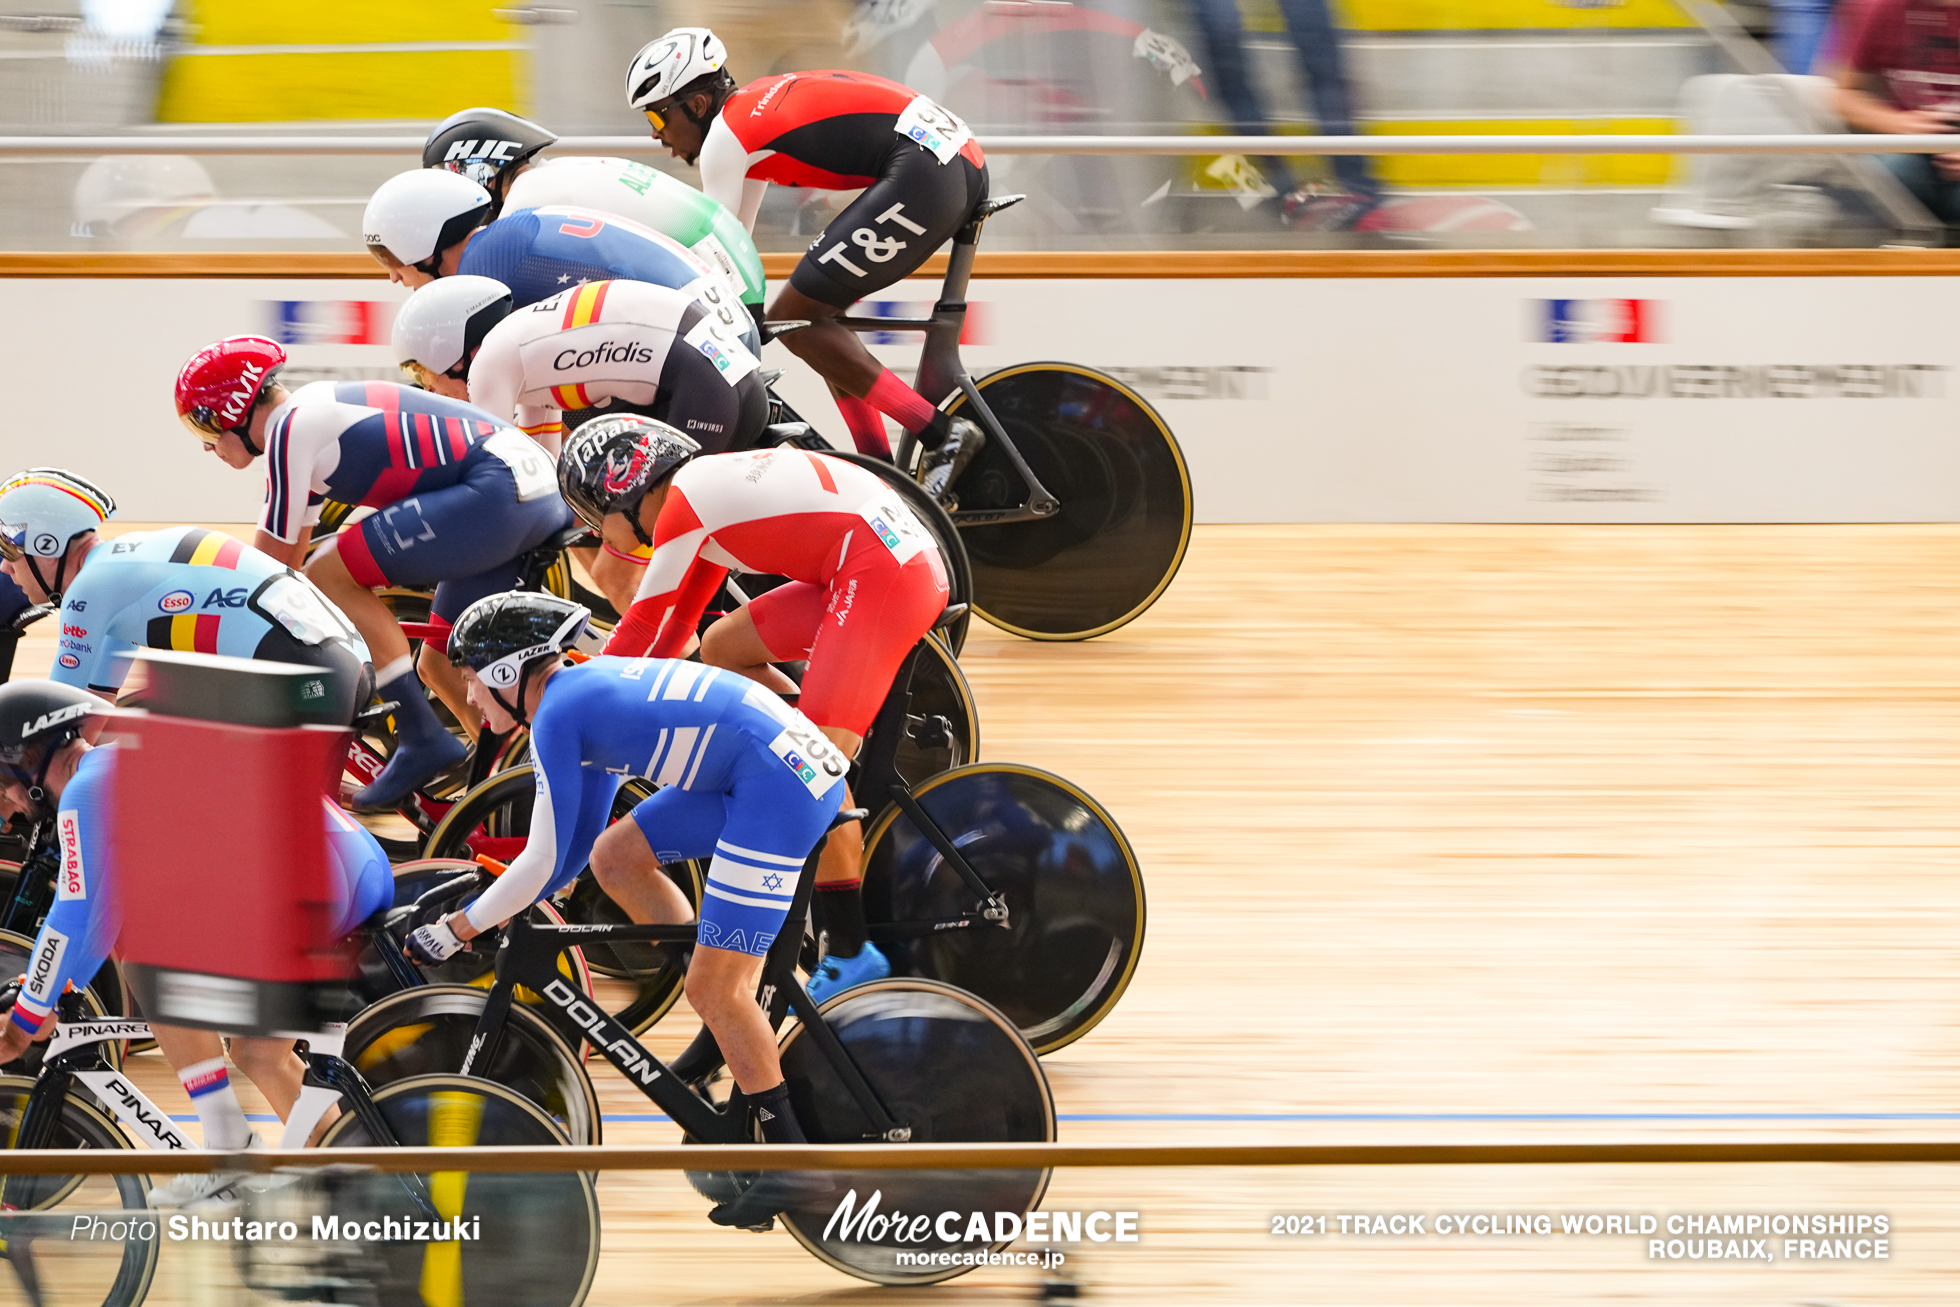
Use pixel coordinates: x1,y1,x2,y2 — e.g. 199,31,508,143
114,650,355,1035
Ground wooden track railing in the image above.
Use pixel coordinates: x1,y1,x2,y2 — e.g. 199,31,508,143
4,249,1960,279
2,1140,1958,1175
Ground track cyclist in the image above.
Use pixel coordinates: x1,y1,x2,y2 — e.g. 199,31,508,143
422,106,768,324
0,469,369,722
0,680,391,1203
360,168,758,356
391,275,766,458
627,27,987,482
568,417,950,1001
173,335,572,808
393,274,767,614
402,589,844,1228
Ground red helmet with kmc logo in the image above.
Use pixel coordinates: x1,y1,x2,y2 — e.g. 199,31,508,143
174,336,287,445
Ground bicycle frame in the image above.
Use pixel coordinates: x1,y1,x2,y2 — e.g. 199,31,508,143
819,196,1062,528
460,828,916,1145
854,634,1010,943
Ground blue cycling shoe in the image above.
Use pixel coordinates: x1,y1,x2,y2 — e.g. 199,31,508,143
351,678,469,810
804,943,891,1006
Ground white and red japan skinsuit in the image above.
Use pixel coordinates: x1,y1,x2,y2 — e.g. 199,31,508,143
600,447,947,736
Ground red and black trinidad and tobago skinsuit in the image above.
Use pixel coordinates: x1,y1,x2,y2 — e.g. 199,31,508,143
697,69,989,308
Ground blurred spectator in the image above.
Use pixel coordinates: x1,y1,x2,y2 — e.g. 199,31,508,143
1830,0,1960,228
72,156,342,242
1186,0,1382,228
1772,0,1838,73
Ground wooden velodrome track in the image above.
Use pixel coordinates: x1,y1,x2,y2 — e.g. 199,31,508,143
7,519,1960,1305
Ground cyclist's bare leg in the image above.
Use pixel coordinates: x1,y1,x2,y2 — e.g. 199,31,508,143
304,540,410,668
767,284,882,397
685,944,783,1093
698,607,863,886
417,643,480,741
698,608,798,697
575,543,642,616
588,815,694,924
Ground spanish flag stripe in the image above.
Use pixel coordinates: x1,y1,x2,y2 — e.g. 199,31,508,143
550,384,582,410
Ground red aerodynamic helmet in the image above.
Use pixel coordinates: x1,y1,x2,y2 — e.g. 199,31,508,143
174,335,287,445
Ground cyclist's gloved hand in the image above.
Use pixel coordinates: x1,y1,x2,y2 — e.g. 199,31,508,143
405,917,467,966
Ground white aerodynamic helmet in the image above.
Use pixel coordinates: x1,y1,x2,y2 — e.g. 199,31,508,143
392,275,513,378
625,27,729,111
362,169,493,273
73,155,215,230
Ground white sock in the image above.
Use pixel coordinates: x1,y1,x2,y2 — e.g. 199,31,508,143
375,654,414,687
179,1057,254,1150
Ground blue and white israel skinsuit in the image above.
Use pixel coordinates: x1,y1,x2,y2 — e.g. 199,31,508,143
457,656,847,956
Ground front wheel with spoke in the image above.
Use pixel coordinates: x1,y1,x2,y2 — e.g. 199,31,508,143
776,979,1054,1284
861,763,1144,1054
339,984,602,1146
0,1075,159,1307
941,363,1191,640
421,768,703,1034
306,1074,599,1307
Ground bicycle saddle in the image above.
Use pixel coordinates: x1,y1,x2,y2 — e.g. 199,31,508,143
974,194,1026,220
933,603,969,631
536,523,600,553
758,320,810,345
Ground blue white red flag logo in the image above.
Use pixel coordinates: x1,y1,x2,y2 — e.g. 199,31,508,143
1538,299,1658,344
264,300,396,346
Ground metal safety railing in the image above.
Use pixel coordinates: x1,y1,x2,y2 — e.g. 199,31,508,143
2,1140,1957,1176
0,134,1954,158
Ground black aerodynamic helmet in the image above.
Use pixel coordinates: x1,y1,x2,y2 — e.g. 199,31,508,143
422,107,558,203
0,680,100,813
557,416,699,543
448,592,590,724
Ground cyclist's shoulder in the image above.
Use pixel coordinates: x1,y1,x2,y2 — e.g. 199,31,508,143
726,69,910,129
61,742,116,812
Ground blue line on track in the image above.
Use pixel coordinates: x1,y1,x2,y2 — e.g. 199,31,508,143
181,1111,1960,1125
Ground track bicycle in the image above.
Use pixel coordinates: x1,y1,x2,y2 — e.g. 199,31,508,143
399,606,1142,1055
344,808,1056,1286
769,194,1194,641
0,992,599,1307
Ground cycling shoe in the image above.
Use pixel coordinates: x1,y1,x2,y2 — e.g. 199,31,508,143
350,729,468,810
707,1168,838,1230
920,417,985,509
805,943,890,1006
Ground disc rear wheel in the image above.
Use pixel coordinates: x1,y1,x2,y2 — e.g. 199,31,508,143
776,979,1054,1285
943,363,1191,640
861,763,1144,1054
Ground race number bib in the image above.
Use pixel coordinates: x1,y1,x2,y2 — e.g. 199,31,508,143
768,724,848,799
683,315,761,387
858,492,933,565
257,573,358,647
482,429,560,502
690,233,748,300
893,95,973,165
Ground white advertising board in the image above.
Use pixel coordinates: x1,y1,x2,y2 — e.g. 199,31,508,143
3,274,1954,523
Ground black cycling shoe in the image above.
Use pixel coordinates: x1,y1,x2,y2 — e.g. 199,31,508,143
920,417,986,510
707,1169,838,1231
